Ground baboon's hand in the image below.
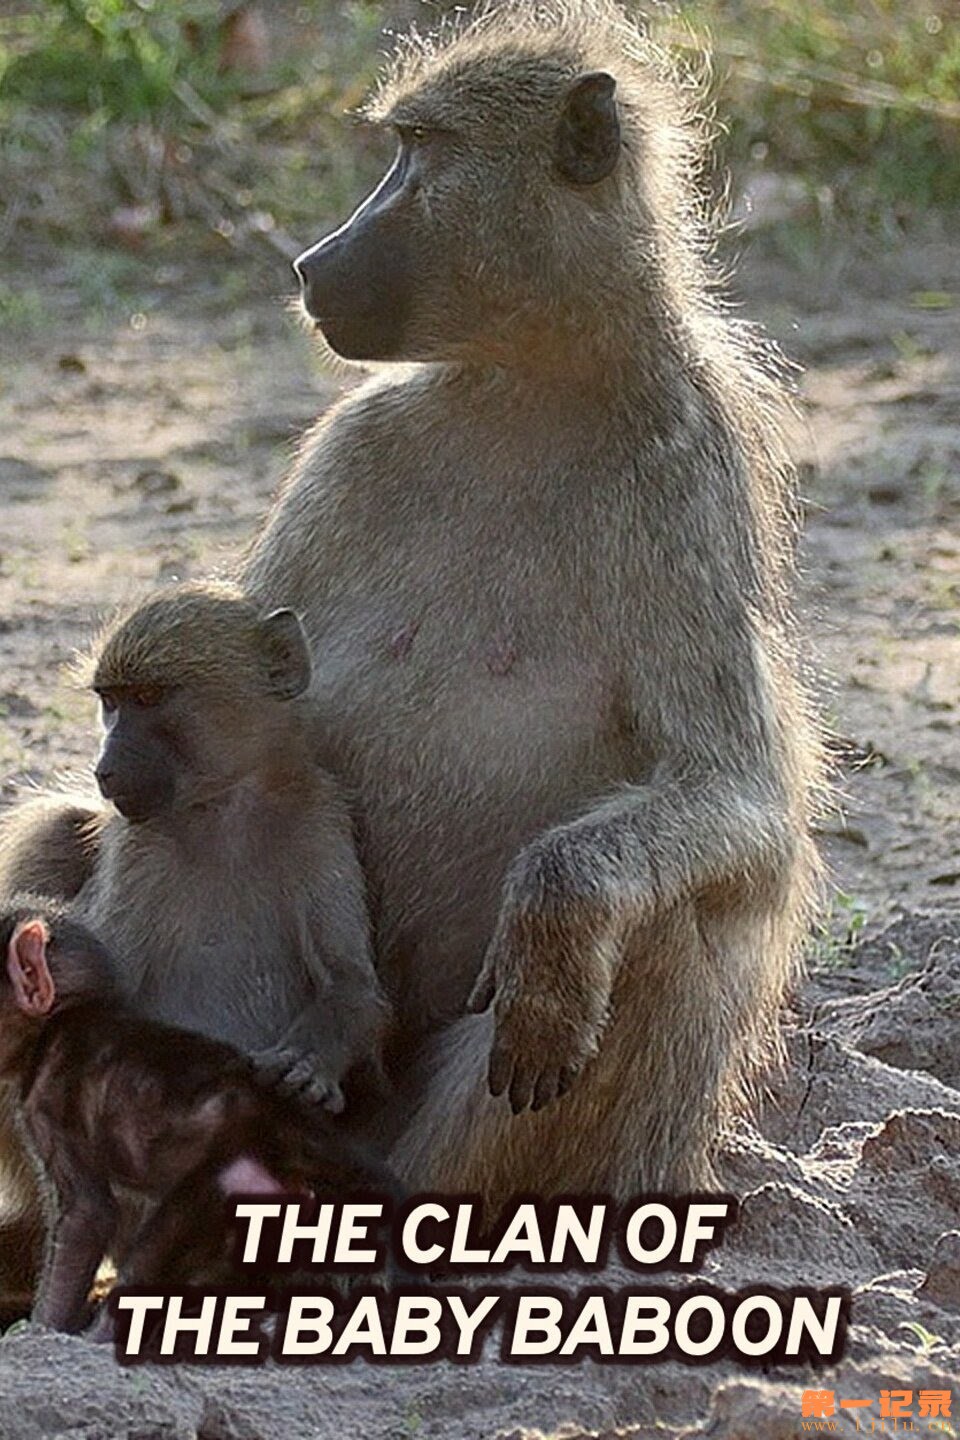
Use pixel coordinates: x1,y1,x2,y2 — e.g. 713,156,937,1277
251,1043,346,1114
467,843,620,1114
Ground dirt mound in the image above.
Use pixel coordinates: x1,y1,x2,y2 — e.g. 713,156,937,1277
0,225,957,1437
813,915,960,1088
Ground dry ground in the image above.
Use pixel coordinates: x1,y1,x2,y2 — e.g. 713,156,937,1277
0,222,957,1437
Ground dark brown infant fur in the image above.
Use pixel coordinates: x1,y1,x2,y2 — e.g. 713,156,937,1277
0,899,395,1334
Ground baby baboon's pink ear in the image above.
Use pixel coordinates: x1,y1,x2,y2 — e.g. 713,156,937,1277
7,919,56,1017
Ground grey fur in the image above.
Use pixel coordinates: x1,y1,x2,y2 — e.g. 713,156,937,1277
240,0,823,1207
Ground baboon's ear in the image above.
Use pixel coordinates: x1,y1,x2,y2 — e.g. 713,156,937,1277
555,71,621,186
260,609,312,700
7,919,56,1017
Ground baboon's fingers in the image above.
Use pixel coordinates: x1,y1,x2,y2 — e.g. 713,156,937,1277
490,1042,551,1112
466,966,496,1014
250,1045,291,1084
278,1057,344,1114
530,1068,562,1112
277,1056,314,1092
507,1061,537,1115
529,1060,583,1111
297,1072,345,1113
318,1083,346,1114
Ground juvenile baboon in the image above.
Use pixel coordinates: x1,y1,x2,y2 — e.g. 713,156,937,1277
0,899,397,1334
0,581,388,1302
1,0,822,1223
76,579,387,1105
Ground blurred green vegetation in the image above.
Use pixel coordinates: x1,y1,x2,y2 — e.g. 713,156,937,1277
675,0,960,213
0,0,956,264
0,0,392,254
1,0,232,117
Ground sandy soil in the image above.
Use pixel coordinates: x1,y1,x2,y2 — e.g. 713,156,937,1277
0,227,957,1437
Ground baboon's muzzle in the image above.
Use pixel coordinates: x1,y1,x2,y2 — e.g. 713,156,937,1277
294,153,414,361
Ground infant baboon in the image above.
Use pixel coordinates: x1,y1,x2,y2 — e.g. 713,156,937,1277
0,899,396,1334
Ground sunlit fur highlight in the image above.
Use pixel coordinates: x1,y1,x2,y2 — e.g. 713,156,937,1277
73,581,277,697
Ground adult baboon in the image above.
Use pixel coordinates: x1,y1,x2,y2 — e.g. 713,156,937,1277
1,0,821,1228
243,0,822,1205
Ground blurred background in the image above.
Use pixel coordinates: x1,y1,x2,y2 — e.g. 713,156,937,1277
1,0,958,266
0,0,957,956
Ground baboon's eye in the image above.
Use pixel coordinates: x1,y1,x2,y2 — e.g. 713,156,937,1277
397,123,430,146
99,692,117,717
127,685,165,710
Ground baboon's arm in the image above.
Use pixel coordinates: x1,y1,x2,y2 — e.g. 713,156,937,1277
308,838,388,1077
504,774,795,933
254,816,387,1113
469,766,796,1114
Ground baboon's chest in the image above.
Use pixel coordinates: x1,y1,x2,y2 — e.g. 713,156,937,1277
309,560,622,801
76,843,313,1050
244,387,653,1009
296,517,633,1017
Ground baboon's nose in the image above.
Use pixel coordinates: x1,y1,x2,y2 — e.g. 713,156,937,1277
292,251,323,316
293,249,321,291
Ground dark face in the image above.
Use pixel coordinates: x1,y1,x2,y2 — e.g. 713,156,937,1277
94,681,285,824
94,685,178,822
92,607,312,824
294,142,416,361
293,71,621,364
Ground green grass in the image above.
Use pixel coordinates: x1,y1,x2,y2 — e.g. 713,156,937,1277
0,279,46,334
0,1,389,249
0,1,235,119
899,1320,946,1356
809,889,869,970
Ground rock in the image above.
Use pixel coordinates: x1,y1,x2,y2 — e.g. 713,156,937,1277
721,1182,880,1289
134,468,181,497
0,691,41,719
848,1111,960,1272
106,204,160,249
758,1030,959,1154
0,457,52,490
867,483,904,505
920,1230,960,1311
